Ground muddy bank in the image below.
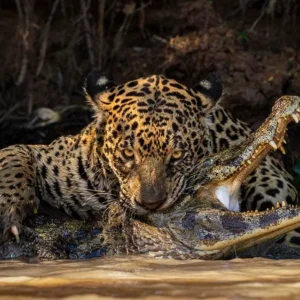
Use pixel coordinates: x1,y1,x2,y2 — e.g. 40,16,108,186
1,0,300,157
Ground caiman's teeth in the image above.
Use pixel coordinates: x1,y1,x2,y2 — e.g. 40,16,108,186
297,107,300,112
255,209,258,212
276,202,280,208
247,160,252,165
269,140,277,150
282,200,286,208
279,145,286,155
292,113,299,123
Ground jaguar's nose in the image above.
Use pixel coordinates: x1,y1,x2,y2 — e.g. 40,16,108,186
136,187,167,211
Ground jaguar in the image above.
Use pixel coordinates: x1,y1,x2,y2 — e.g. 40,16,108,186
2,94,298,260
0,70,298,246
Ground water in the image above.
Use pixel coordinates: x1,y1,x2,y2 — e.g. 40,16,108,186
1,256,300,299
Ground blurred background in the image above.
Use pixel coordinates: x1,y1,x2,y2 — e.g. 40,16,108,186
0,0,299,175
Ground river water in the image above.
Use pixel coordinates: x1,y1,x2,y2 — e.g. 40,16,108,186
1,256,300,299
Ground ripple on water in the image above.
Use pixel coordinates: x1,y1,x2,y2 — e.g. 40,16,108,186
0,256,300,299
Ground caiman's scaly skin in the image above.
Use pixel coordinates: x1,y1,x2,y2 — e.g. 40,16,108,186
126,207,300,259
104,95,300,259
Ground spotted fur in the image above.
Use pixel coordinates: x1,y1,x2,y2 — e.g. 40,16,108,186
0,71,298,245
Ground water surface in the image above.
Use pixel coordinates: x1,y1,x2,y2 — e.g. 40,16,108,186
1,256,300,299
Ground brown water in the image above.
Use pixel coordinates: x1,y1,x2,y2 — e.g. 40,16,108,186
1,256,300,299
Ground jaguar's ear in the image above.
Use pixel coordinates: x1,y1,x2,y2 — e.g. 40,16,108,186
84,69,116,117
193,73,223,112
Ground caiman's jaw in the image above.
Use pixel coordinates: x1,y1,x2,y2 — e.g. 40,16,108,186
131,202,300,260
170,203,300,259
194,95,300,212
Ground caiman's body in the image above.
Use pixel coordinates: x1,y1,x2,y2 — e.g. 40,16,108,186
0,95,300,260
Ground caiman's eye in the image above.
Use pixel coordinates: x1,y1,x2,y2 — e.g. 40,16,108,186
122,149,134,160
171,150,184,161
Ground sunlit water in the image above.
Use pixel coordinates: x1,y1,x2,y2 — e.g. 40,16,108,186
1,256,300,299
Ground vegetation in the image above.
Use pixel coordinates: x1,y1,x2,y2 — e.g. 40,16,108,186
0,0,299,186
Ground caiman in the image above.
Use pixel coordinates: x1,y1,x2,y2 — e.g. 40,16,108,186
1,95,300,260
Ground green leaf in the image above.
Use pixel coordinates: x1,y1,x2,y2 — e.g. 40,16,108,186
239,31,249,43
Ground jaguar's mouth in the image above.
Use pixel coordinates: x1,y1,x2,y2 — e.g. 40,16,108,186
119,191,153,215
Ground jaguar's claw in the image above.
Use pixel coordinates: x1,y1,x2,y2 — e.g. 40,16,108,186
10,225,20,243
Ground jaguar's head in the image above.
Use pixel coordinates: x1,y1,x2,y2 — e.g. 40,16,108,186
85,70,223,214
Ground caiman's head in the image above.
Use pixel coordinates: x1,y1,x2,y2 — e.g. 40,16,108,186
84,70,223,215
123,95,300,259
131,204,300,259
188,94,300,213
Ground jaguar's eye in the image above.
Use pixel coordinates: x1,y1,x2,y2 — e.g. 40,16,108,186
171,150,184,161
122,149,134,160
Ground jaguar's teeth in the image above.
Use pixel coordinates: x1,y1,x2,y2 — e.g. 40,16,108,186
271,206,274,210
283,139,287,144
292,113,299,123
269,140,277,150
276,201,280,208
297,107,300,112
282,200,286,208
279,145,286,155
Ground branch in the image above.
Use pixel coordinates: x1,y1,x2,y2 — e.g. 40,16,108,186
15,0,29,86
80,0,95,66
36,0,60,76
98,0,105,69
